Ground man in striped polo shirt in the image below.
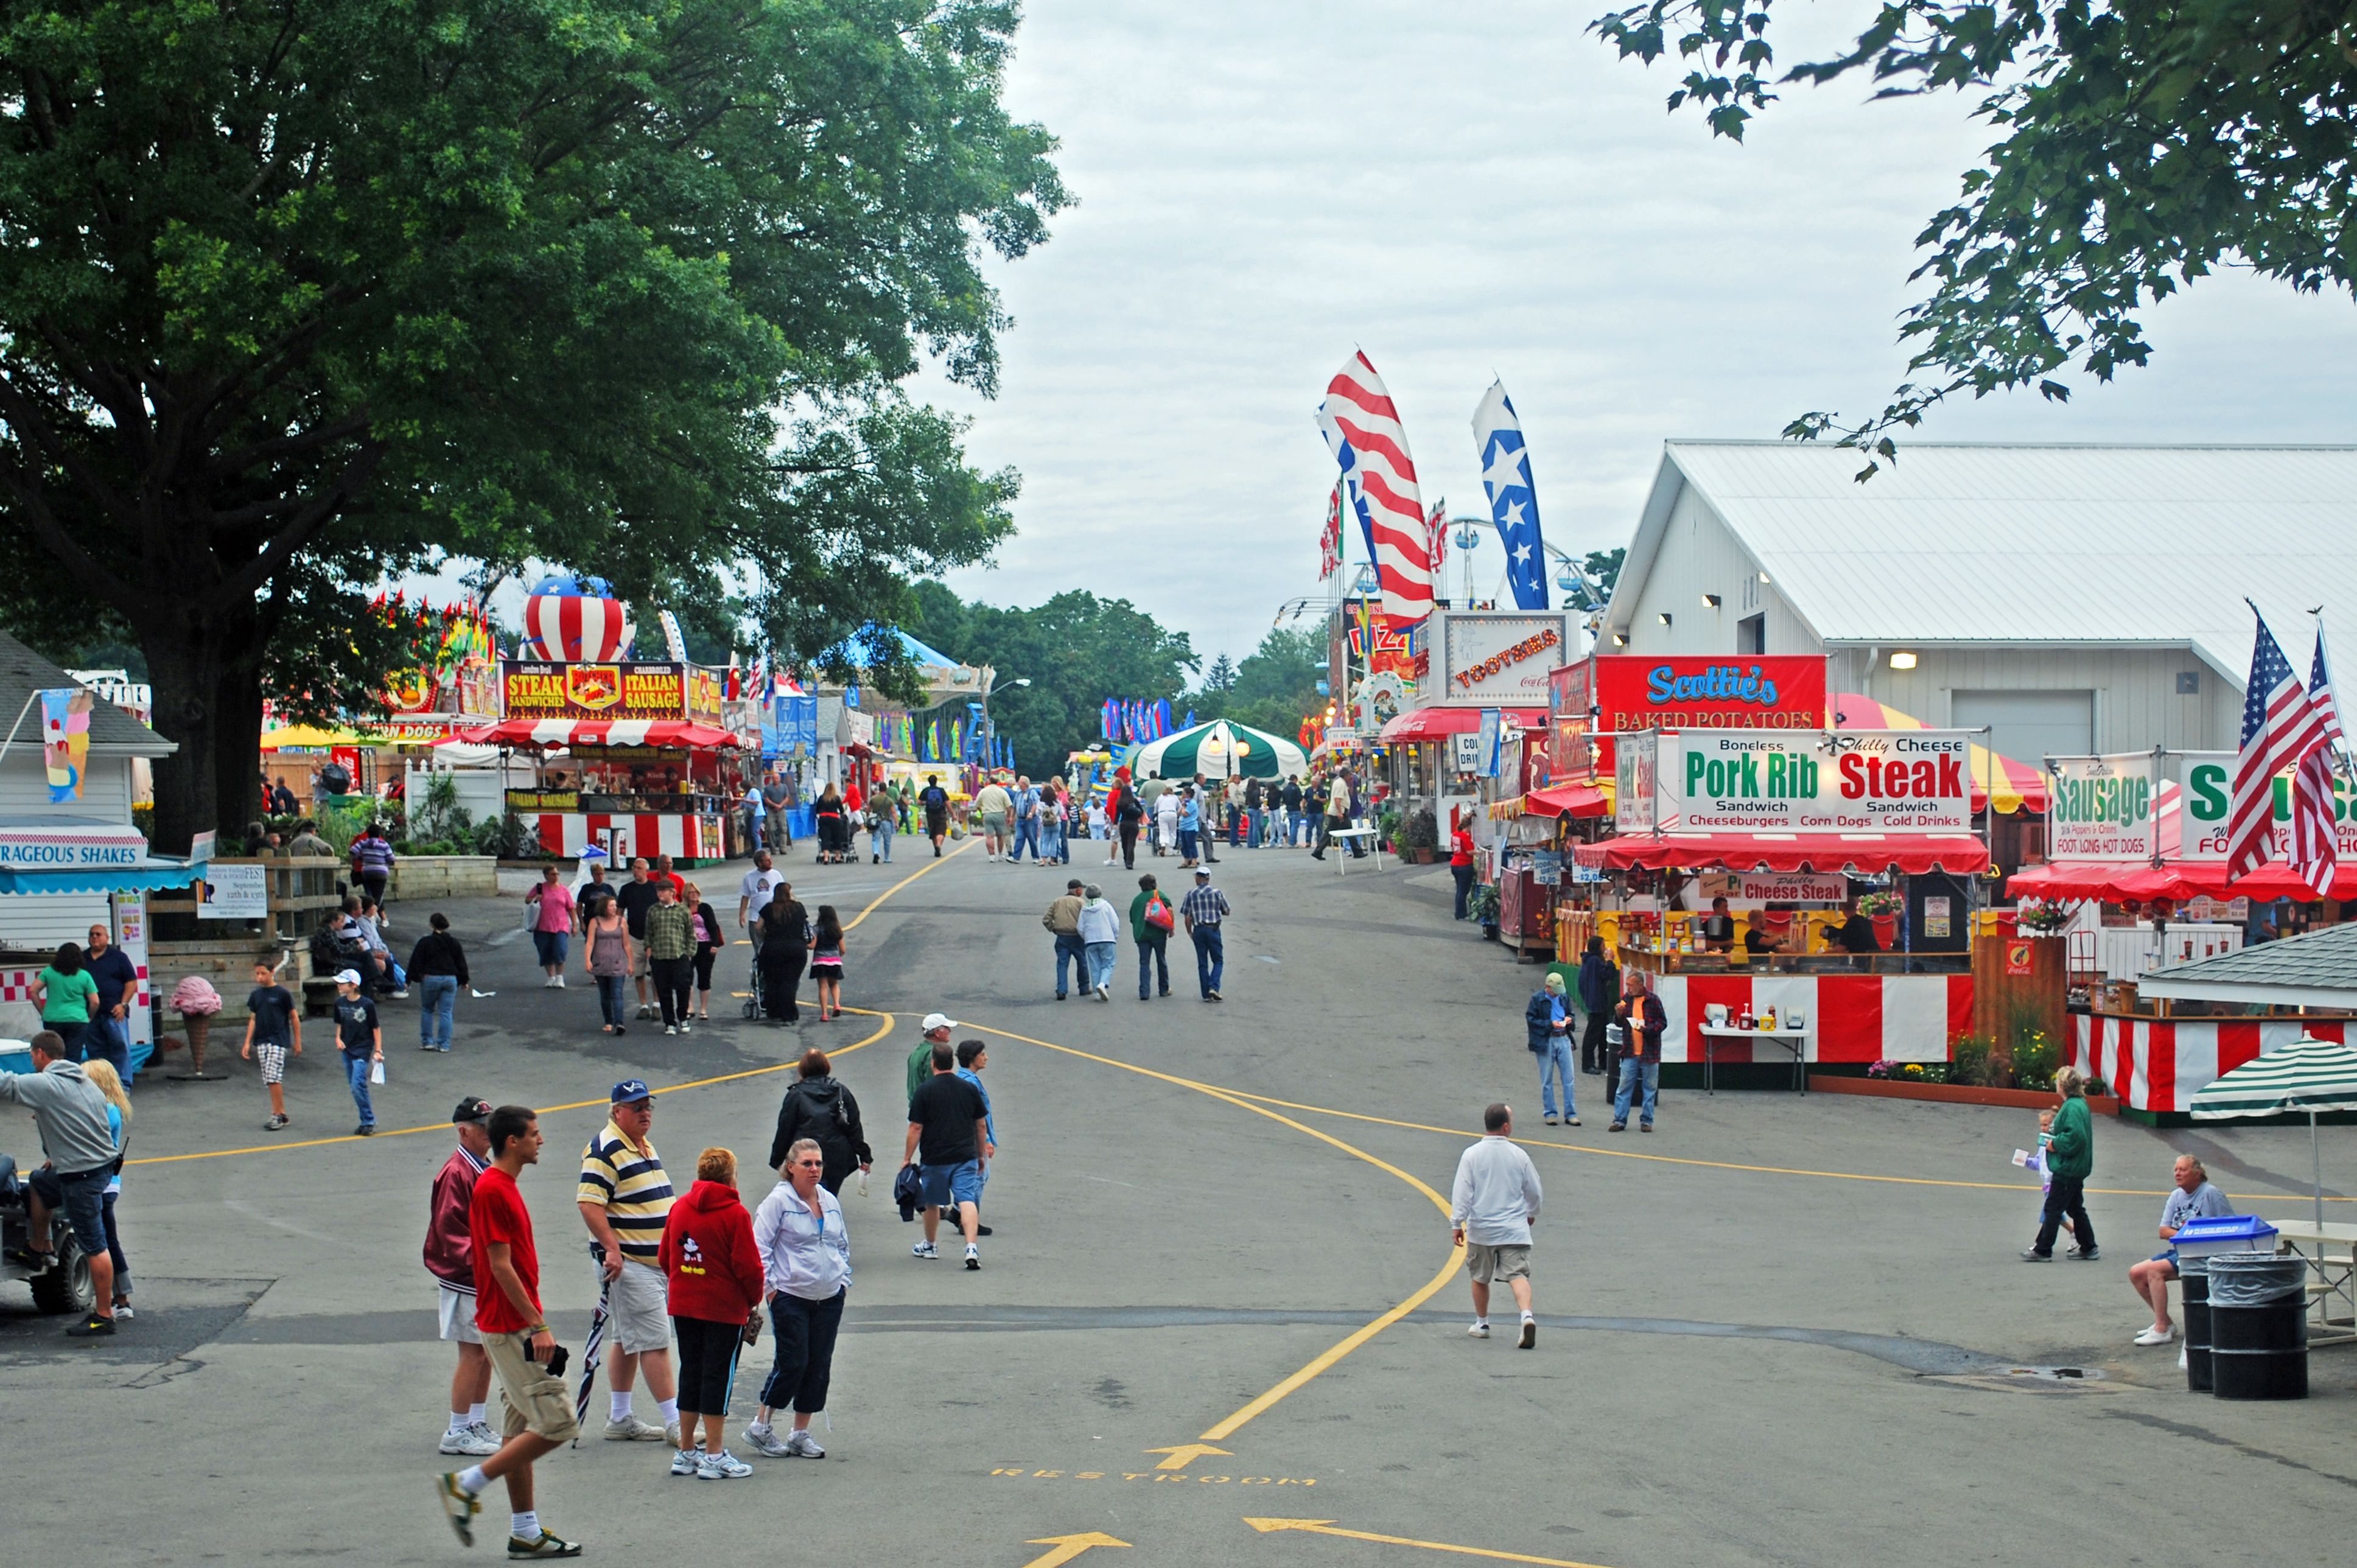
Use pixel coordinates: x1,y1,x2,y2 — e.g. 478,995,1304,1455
576,1080,680,1446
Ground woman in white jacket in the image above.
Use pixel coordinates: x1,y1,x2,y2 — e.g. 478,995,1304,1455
744,1138,850,1459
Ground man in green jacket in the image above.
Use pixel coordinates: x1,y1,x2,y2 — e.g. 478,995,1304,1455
2023,1066,2099,1261
1128,873,1172,1001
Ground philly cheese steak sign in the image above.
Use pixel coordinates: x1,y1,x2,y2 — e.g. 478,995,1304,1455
1631,729,1975,833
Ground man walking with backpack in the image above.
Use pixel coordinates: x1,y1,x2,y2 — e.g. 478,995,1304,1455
1130,873,1174,999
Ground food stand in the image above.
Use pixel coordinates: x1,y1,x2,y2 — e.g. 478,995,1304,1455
452,660,746,864
1998,749,2357,1117
1570,724,1991,1082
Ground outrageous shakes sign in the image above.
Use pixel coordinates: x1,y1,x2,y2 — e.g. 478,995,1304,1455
2045,754,2157,862
1625,729,1976,834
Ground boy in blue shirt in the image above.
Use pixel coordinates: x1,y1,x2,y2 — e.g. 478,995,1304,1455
241,959,302,1132
331,969,383,1136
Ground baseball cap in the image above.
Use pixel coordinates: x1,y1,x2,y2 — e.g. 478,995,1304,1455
611,1079,652,1105
333,968,362,987
921,1012,955,1033
452,1096,492,1125
1194,869,1211,880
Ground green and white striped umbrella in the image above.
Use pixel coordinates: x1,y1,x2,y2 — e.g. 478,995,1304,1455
2190,1035,2357,1225
1126,718,1309,780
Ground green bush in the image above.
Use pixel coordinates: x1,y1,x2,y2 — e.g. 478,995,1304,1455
1948,1034,1994,1088
1403,807,1439,850
2010,1032,2060,1093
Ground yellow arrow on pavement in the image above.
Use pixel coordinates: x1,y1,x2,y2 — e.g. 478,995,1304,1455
1243,1518,1614,1568
1023,1532,1131,1568
1143,1442,1233,1471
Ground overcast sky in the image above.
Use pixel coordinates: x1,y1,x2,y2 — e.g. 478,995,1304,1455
908,1,2357,674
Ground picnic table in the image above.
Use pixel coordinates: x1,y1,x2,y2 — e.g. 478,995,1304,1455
1326,825,1384,874
2271,1219,2357,1348
1699,1024,1810,1094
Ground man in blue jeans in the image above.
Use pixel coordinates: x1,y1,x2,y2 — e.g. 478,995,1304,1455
1610,972,1668,1133
1524,973,1580,1127
904,1043,992,1269
1009,776,1041,864
81,921,140,1082
1182,869,1230,1002
1043,880,1086,999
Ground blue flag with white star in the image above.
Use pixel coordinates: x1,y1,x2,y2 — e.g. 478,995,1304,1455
1472,380,1549,610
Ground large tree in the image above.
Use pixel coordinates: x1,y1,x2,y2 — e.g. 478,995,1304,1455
903,580,1197,771
1190,625,1323,739
0,0,1064,850
1591,0,2357,474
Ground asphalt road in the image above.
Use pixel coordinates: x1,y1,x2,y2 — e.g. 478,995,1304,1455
5,837,2354,1567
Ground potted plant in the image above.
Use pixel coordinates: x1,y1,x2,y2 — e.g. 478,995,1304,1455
1376,807,1403,853
2015,900,2072,935
1857,889,1901,947
1403,807,1440,863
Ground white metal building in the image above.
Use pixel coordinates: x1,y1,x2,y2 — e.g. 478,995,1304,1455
1600,442,2357,762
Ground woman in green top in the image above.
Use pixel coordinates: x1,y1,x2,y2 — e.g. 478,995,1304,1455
2024,1066,2098,1261
33,940,100,1061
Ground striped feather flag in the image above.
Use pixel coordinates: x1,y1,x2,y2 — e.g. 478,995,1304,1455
1318,351,1434,629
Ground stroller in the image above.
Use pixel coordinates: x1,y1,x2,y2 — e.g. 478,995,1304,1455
740,943,765,1020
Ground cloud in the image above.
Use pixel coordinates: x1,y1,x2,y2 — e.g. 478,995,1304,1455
916,1,2357,667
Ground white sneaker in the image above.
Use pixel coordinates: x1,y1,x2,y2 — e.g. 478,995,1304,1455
670,1448,699,1476
664,1024,678,1037
554,975,566,989
741,1424,792,1458
1468,1321,1491,1339
912,1241,938,1259
542,976,557,989
1518,1316,1537,1349
697,1449,755,1479
440,1424,500,1457
783,1429,826,1458
2133,1325,2180,1346
964,1243,981,1270
468,1421,503,1451
604,1415,665,1441
678,1020,691,1035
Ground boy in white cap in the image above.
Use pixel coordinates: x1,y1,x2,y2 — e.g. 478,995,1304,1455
332,968,384,1136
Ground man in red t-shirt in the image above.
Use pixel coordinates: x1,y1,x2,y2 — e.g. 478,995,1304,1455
436,1107,583,1558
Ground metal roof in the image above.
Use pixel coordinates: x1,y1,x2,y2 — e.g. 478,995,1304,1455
1607,442,2357,679
2140,922,2357,1009
0,629,173,756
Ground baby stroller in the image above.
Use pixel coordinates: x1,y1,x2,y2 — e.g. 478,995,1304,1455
740,943,766,1020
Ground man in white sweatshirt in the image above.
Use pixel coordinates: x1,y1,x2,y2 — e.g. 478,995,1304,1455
1449,1102,1544,1348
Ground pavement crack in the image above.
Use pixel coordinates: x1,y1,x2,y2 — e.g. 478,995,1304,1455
2098,1409,2357,1490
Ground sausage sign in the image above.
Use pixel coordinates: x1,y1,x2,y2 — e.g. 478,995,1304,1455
1624,729,1977,833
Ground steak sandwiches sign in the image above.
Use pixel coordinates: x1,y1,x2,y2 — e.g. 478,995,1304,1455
1624,730,1977,834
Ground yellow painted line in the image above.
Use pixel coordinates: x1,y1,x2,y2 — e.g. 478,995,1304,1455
844,838,975,931
959,1020,1463,1445
1192,1086,2352,1208
1244,1516,1614,1567
128,1013,895,1166
124,850,969,1169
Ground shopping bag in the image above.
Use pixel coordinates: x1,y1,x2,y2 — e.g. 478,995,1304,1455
370,1059,386,1085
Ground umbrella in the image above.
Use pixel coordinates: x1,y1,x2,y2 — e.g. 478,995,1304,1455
572,1261,613,1445
1127,718,1309,780
2189,1035,2357,1226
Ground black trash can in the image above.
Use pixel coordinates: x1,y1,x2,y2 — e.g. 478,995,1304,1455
2181,1258,2212,1393
2209,1251,2308,1401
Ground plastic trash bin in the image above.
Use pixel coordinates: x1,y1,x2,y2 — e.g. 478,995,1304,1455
2173,1214,2280,1264
2208,1251,2308,1401
2180,1258,2213,1393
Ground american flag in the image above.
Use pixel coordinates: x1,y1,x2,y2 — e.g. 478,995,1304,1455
2289,623,2347,895
1317,352,1434,629
2229,607,2327,880
1318,483,1343,581
1427,497,1448,579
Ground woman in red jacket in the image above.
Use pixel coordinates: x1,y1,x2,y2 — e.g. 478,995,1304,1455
659,1147,768,1479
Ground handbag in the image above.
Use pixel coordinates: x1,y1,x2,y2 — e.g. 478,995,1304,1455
1144,894,1175,933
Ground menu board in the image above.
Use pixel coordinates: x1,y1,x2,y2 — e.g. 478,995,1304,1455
502,660,693,721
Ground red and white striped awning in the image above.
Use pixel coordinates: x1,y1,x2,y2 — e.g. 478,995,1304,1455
440,719,741,749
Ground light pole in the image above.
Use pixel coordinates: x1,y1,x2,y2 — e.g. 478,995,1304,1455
980,674,1029,771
